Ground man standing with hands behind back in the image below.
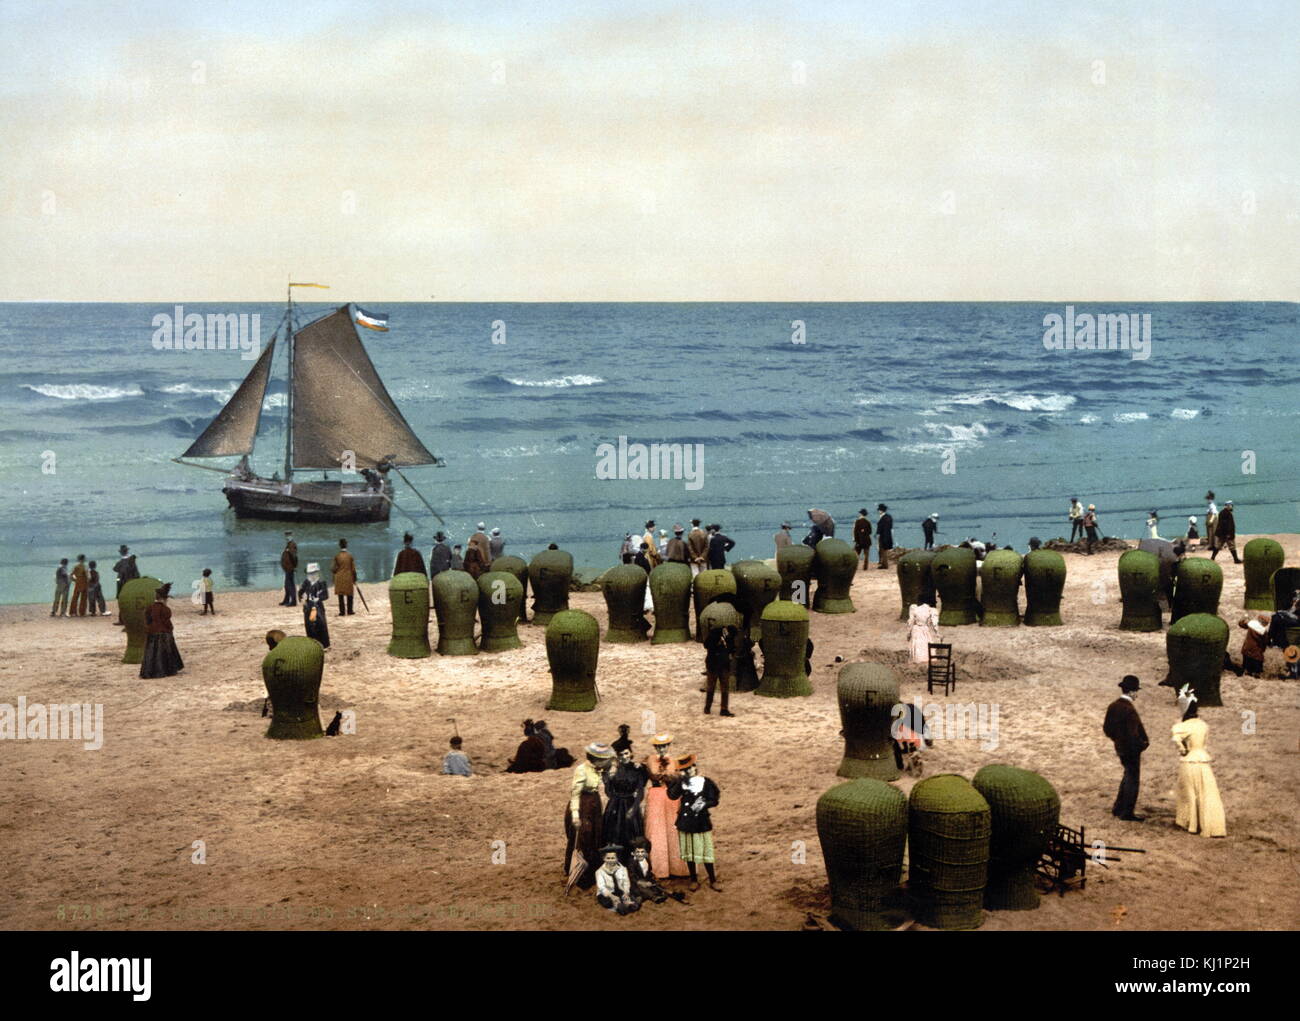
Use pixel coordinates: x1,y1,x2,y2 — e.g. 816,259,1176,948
1103,675,1149,821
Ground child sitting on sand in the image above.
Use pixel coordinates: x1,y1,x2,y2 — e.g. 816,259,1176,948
441,735,473,776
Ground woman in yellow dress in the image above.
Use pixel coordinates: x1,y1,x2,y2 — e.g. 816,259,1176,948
1171,685,1226,837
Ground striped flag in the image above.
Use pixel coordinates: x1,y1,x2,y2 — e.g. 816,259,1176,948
356,307,389,332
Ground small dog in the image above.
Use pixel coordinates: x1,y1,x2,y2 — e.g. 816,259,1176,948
325,711,342,736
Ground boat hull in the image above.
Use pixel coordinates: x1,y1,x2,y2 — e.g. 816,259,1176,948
223,475,392,523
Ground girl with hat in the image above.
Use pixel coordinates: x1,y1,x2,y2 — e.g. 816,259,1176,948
668,753,721,891
1171,685,1227,837
564,742,615,890
140,583,184,678
298,563,331,648
642,734,689,879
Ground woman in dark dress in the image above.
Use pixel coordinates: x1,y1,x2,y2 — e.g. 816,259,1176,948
140,583,184,678
602,746,648,861
297,563,330,649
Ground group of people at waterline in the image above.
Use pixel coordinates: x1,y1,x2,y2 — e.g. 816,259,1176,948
50,489,1247,621
1067,490,1240,561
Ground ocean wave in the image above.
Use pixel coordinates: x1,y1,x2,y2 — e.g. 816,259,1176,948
1113,412,1150,423
945,391,1077,413
922,422,992,443
22,383,144,401
1170,408,1200,420
897,421,993,455
1078,414,1100,424
504,374,605,388
159,382,237,401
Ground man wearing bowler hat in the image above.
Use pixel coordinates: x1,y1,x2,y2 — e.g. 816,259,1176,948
1103,675,1149,821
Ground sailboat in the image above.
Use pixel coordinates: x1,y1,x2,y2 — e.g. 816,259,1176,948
174,284,443,523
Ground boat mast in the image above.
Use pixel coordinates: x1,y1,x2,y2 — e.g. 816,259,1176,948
284,280,294,482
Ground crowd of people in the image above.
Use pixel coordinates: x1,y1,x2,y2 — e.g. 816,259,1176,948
1070,490,1241,560
564,731,720,913
52,481,1293,921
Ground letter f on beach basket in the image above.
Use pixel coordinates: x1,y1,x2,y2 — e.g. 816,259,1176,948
927,643,955,695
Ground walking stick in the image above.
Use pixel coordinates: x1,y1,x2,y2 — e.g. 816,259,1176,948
447,717,459,738
355,584,371,613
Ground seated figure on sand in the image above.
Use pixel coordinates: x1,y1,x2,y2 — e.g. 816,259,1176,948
507,719,574,773
441,735,472,776
594,844,640,915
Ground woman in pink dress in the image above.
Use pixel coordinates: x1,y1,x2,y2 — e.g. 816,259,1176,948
642,733,689,878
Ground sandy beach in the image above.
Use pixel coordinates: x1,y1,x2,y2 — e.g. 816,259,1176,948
2,536,1297,932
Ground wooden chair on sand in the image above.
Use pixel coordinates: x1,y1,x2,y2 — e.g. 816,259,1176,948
927,642,956,696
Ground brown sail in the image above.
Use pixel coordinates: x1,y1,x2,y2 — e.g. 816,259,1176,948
181,337,277,458
290,306,438,470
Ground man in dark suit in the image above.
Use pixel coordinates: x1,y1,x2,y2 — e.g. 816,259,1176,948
852,508,873,571
706,524,735,569
875,503,894,570
429,531,452,577
1102,675,1149,821
1209,500,1241,564
279,531,298,606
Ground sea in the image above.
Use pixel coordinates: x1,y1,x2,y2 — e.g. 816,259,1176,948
1,301,1296,605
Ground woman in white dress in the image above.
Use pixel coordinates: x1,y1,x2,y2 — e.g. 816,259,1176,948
1171,685,1227,837
908,602,941,663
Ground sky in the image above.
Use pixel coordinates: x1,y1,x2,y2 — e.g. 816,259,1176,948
1,0,1297,301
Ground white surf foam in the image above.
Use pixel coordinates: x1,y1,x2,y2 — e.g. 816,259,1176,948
946,391,1077,412
504,374,604,388
23,383,144,401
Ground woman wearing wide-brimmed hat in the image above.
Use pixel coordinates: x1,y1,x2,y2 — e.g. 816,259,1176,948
642,733,689,879
564,742,615,891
